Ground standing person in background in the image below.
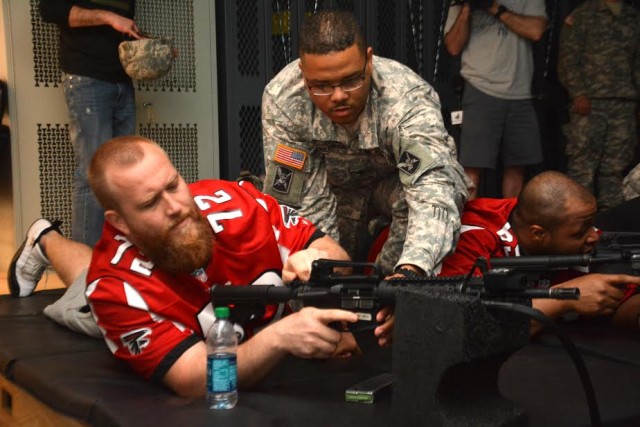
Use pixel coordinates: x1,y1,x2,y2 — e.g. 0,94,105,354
262,10,470,278
444,0,547,199
40,0,142,246
558,0,640,212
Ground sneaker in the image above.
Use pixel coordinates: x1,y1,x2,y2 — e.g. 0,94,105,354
8,219,61,297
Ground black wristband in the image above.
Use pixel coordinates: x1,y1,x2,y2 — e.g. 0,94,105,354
396,268,422,279
494,4,508,19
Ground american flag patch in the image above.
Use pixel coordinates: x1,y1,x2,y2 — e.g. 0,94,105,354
274,144,307,170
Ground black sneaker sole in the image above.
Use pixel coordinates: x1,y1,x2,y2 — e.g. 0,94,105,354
8,219,62,298
8,233,29,298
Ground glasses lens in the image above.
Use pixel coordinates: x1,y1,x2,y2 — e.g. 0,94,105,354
311,86,332,96
341,77,364,92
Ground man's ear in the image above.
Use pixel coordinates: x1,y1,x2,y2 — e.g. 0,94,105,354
105,210,130,236
530,224,546,242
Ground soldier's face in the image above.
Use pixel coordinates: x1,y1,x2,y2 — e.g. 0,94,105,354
300,44,372,125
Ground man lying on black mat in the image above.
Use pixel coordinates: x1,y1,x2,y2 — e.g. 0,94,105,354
372,171,640,341
8,136,394,397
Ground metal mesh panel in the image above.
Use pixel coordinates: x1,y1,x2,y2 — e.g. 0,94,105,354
405,1,424,76
139,123,199,183
31,0,62,88
239,106,263,175
433,1,452,83
335,0,355,11
237,0,261,77
271,0,293,74
135,0,196,92
376,1,396,59
30,0,196,91
37,124,72,237
304,0,323,13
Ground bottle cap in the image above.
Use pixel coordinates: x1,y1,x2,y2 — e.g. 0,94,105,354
214,306,230,319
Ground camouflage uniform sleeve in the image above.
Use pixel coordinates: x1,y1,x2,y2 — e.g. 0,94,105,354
635,29,640,94
390,86,470,274
261,89,340,241
558,9,586,99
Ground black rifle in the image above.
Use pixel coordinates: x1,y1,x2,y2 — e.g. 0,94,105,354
490,232,640,275
210,258,580,328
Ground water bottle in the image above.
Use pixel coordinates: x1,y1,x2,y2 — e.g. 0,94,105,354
206,306,238,409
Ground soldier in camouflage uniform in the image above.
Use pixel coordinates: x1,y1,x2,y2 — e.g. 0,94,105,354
558,0,640,211
622,163,640,201
262,10,470,277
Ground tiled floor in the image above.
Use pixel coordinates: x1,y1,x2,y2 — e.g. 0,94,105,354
0,141,64,295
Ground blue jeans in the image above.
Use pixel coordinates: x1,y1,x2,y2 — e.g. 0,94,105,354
63,74,135,246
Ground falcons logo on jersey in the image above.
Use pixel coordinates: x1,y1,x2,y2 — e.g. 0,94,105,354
280,205,301,228
121,328,152,355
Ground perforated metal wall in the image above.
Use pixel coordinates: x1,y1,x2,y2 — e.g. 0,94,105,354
238,0,261,77
31,0,61,88
238,106,262,173
139,123,199,183
31,0,202,232
37,124,73,236
135,0,197,92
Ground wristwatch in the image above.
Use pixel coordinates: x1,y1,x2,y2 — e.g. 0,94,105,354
494,4,508,19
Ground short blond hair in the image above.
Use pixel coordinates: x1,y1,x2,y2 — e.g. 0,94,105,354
88,136,162,211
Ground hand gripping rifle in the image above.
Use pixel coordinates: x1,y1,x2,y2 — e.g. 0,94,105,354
210,257,580,330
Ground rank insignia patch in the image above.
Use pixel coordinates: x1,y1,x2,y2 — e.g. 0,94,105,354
274,144,307,170
272,166,294,193
398,151,420,175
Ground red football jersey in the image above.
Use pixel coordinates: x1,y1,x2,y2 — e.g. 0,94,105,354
440,198,520,276
86,180,321,380
440,198,637,301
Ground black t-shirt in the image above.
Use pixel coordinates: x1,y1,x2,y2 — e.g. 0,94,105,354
40,0,135,83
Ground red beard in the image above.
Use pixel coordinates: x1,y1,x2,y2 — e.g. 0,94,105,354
135,208,213,274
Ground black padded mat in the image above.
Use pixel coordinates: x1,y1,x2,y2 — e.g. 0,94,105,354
2,291,640,426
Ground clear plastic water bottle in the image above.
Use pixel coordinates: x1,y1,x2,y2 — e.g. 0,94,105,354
206,306,238,409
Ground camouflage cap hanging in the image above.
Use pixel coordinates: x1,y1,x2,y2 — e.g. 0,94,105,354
118,38,175,81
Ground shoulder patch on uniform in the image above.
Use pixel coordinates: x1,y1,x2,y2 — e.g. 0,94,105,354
564,15,574,27
271,165,294,193
274,144,307,171
398,151,421,175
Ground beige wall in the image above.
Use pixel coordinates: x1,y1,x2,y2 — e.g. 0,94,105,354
0,3,8,127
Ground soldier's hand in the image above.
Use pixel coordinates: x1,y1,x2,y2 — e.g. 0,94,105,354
573,95,591,116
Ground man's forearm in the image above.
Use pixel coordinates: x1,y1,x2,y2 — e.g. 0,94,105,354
444,6,471,56
68,5,115,28
530,298,571,335
236,330,287,389
491,5,547,41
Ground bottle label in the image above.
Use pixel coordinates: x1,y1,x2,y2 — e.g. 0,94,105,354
207,354,238,393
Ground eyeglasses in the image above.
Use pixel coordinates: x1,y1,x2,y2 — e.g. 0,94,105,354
305,62,367,96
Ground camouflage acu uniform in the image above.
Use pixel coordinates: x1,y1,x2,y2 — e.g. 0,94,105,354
118,37,174,81
262,56,470,275
623,163,640,201
558,0,640,210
